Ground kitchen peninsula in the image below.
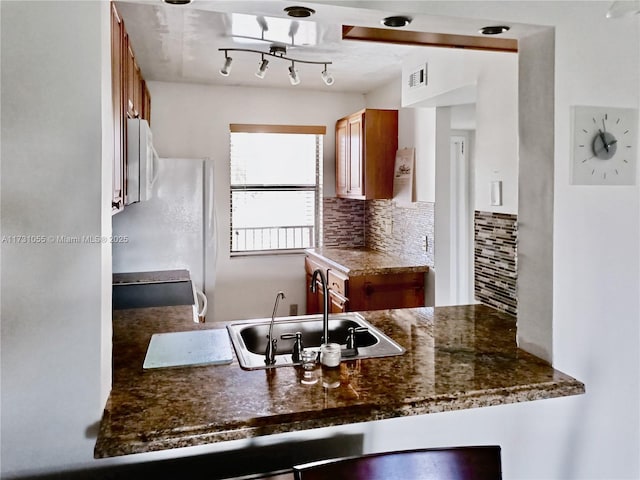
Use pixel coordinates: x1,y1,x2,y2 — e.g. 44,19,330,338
95,295,584,458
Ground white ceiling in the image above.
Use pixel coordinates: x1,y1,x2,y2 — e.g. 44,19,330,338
115,0,544,94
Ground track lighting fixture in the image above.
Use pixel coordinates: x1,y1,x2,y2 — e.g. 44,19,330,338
220,54,233,76
218,45,333,86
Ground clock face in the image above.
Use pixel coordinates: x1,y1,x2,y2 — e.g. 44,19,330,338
571,106,638,185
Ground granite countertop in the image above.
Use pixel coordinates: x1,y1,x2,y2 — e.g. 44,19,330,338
95,304,584,458
305,247,430,276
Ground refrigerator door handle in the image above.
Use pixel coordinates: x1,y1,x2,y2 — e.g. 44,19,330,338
196,288,208,322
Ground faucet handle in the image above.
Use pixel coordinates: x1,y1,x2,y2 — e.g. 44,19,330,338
346,326,368,351
281,331,304,363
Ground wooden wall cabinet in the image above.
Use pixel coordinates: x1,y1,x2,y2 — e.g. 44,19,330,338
111,2,151,214
111,3,125,212
305,255,425,314
335,109,398,200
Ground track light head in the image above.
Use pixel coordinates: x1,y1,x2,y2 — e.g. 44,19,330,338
288,64,300,85
255,58,269,79
321,67,334,86
220,55,233,76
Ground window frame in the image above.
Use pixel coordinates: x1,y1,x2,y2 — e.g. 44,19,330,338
229,124,326,256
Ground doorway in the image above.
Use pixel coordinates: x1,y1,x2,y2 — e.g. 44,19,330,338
449,133,474,305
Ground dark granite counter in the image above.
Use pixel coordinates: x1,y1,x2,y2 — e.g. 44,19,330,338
305,247,430,276
95,304,584,458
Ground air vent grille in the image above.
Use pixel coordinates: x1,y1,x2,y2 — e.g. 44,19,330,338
408,64,428,89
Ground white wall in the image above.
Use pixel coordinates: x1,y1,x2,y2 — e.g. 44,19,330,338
0,1,112,477
402,48,519,214
321,1,640,478
364,79,437,204
146,81,365,323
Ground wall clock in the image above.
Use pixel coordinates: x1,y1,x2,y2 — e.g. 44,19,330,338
571,106,638,185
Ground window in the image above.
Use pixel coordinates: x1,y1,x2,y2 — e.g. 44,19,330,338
230,124,325,255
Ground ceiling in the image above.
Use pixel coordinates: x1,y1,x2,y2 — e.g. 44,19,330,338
115,0,544,94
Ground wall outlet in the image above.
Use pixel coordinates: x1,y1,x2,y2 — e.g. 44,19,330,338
289,304,298,316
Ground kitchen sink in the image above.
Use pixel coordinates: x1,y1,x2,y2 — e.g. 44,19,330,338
226,312,405,370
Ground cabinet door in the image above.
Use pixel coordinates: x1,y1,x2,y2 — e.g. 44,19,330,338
125,36,137,118
142,82,151,123
306,273,321,315
133,62,144,118
111,4,124,213
347,113,364,196
305,256,324,314
335,118,349,196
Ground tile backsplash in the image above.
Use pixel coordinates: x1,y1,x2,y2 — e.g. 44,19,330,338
322,199,517,315
474,211,518,316
322,197,434,264
322,197,365,248
365,200,434,265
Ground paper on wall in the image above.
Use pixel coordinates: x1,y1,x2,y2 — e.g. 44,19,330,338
393,148,415,205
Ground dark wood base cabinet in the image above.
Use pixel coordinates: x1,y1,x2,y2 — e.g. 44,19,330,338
305,255,425,314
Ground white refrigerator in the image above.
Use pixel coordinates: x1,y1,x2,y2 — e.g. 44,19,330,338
112,157,216,316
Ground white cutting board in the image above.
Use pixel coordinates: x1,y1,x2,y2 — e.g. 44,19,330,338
143,329,233,369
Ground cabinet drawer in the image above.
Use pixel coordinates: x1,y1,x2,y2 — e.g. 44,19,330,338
329,289,349,314
328,269,349,297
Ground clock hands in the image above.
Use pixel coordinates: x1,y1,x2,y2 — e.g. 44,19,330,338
598,129,609,153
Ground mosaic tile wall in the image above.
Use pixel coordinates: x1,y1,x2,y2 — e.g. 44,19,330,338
322,197,366,247
365,200,434,264
474,211,518,316
322,198,434,265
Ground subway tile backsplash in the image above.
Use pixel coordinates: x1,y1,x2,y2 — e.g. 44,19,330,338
474,211,518,316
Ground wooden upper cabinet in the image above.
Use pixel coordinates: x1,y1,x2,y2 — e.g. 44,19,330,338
111,1,151,214
335,108,398,200
111,3,124,213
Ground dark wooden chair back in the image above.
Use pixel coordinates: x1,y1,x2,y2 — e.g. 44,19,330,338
293,445,502,480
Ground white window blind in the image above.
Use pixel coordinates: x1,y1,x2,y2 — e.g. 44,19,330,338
230,126,324,254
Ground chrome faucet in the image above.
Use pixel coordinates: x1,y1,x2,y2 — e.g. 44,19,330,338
310,268,330,344
265,291,285,365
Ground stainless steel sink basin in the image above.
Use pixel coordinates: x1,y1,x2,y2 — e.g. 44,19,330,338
227,312,405,370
